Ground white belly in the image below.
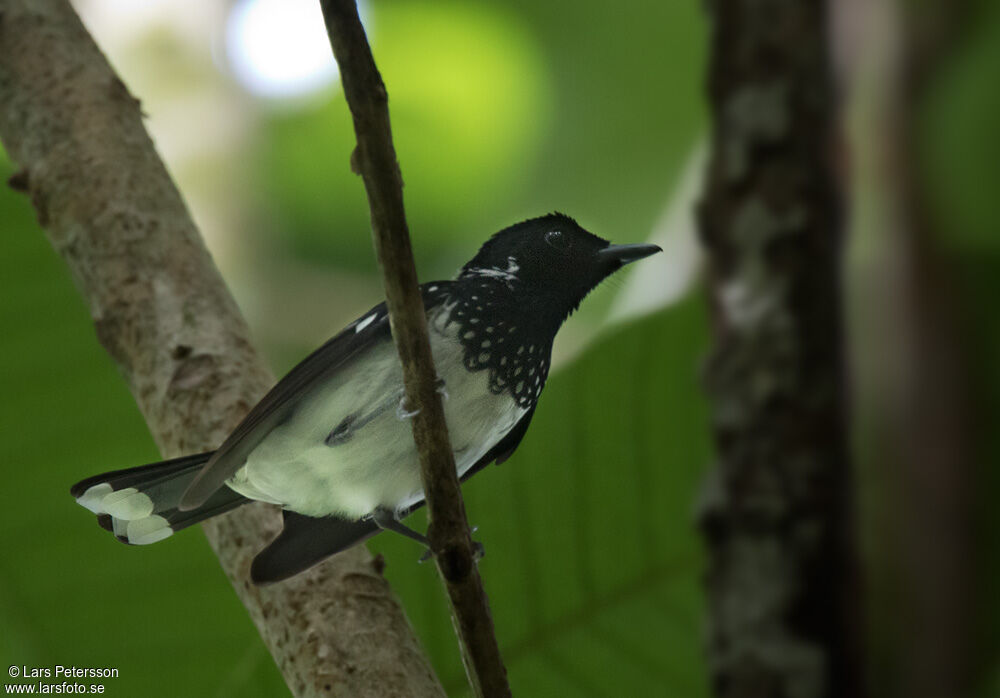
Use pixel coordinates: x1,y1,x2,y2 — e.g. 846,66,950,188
226,321,526,518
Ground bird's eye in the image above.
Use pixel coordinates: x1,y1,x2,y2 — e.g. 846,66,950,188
544,230,568,250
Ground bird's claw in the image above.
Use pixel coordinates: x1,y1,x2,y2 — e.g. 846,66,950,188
435,377,449,402
416,538,486,564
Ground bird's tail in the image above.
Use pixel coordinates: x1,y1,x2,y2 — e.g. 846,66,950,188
70,452,248,545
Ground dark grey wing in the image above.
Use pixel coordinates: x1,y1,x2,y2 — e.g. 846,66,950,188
180,284,452,510
249,405,537,584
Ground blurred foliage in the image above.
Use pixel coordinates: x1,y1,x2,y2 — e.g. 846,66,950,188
918,0,1000,253
255,0,706,280
263,2,552,271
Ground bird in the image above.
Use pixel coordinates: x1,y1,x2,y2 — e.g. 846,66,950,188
70,213,661,584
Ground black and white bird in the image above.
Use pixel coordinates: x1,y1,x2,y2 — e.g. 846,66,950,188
71,213,661,584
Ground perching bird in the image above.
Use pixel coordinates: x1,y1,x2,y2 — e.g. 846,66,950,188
71,213,661,584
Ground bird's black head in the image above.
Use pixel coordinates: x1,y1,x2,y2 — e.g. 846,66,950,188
442,213,661,408
459,213,661,323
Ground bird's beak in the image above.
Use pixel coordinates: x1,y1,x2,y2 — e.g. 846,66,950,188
597,243,663,266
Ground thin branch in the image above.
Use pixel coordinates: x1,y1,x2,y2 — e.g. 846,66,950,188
0,2,443,697
318,1,511,696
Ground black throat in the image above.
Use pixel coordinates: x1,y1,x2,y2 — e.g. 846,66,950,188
439,274,557,409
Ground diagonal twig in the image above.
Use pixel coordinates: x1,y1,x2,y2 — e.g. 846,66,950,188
318,1,512,696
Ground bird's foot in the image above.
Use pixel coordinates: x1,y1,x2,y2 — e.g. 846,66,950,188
435,376,449,402
417,529,485,563
395,396,420,420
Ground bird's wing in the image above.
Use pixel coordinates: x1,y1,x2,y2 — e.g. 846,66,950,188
180,284,452,510
249,405,537,584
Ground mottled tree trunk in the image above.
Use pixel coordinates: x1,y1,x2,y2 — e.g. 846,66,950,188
696,1,864,696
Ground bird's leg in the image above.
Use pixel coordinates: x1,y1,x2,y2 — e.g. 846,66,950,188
372,508,430,549
371,509,486,563
471,525,485,560
396,378,448,420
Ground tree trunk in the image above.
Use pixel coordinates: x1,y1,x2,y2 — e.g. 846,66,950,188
696,1,864,696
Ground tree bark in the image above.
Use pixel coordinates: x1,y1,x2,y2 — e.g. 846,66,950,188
0,2,444,696
696,1,864,696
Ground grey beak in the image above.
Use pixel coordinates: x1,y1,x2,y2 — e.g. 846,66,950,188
597,243,663,265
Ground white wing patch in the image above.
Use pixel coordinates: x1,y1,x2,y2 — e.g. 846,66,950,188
355,313,378,333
